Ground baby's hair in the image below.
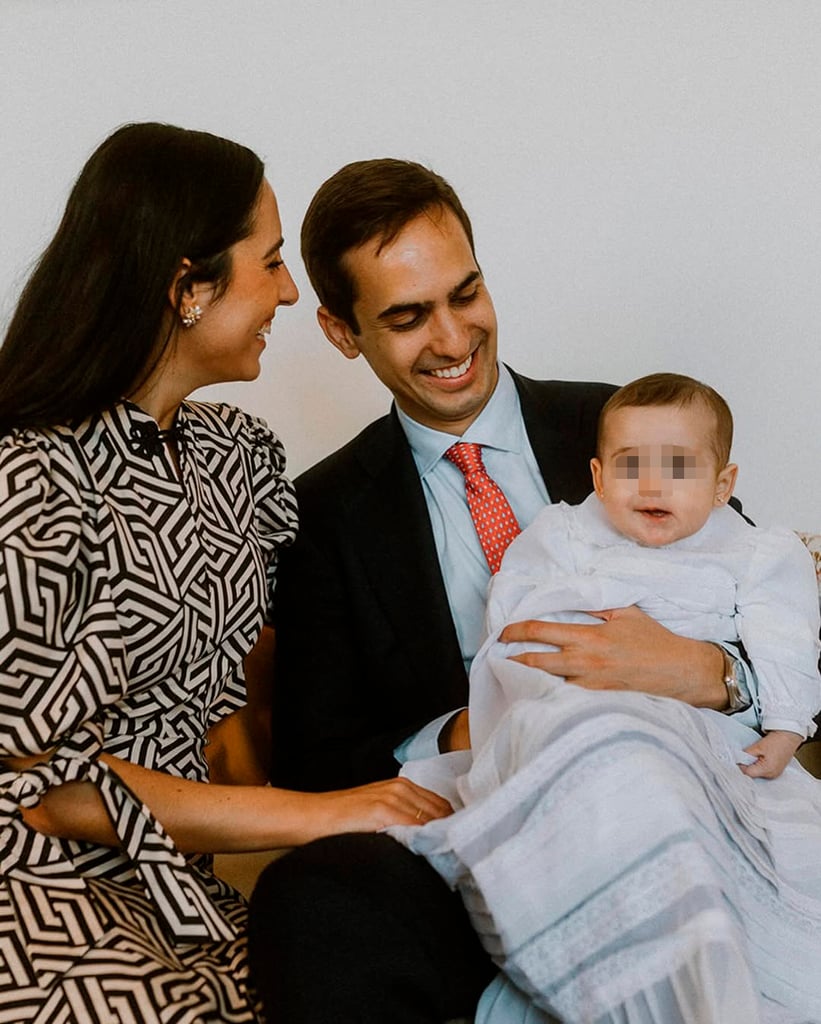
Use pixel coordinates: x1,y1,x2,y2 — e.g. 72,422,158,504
598,372,733,467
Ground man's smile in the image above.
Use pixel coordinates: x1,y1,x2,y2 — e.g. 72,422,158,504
427,352,474,380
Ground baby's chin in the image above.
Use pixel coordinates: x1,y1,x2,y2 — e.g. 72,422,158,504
632,535,682,548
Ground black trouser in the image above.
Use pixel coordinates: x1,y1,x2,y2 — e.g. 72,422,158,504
247,832,494,1023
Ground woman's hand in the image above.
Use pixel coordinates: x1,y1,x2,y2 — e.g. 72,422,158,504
298,777,452,842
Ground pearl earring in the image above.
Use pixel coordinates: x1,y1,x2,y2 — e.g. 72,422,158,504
180,304,202,328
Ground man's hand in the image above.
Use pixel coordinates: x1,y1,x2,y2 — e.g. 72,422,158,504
499,605,728,709
438,709,471,752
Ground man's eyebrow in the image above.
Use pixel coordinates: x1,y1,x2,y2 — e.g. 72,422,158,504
375,271,482,322
376,299,432,322
262,237,285,260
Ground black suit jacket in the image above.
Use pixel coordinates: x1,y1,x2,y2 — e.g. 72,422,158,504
270,371,617,790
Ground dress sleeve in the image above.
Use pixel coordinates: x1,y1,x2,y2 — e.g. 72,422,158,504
232,409,298,617
0,431,128,757
735,527,821,737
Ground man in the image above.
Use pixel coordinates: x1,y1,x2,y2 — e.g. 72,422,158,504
249,159,753,1023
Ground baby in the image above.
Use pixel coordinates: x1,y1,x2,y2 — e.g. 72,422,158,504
468,372,821,778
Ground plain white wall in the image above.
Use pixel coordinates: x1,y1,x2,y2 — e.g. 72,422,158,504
1,0,819,529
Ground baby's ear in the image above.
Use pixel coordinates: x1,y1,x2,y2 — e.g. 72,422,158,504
590,457,604,497
714,462,738,505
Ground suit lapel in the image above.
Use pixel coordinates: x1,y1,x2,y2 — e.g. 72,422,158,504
513,369,608,505
348,411,467,702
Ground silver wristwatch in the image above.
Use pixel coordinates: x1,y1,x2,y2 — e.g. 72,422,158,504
710,643,750,714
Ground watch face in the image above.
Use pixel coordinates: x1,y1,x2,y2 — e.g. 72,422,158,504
721,652,748,712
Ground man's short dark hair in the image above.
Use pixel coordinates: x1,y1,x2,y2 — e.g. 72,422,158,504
301,158,476,333
598,372,734,467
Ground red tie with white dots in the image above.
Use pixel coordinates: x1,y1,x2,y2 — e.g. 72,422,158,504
445,442,522,574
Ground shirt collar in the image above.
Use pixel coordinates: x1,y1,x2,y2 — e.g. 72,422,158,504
396,364,523,477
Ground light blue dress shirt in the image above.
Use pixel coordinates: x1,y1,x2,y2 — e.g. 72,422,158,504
393,365,550,761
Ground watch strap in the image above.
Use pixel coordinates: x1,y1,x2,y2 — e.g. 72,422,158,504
708,642,750,714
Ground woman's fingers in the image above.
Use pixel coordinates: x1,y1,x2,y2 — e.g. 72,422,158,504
319,777,452,835
369,777,452,824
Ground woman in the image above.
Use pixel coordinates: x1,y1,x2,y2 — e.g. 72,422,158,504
0,122,450,1023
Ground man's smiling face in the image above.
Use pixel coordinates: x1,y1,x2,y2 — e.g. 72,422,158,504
320,205,499,435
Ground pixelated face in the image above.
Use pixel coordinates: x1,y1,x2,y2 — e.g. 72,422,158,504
590,402,737,546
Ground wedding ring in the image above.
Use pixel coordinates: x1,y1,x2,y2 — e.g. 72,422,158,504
415,808,424,821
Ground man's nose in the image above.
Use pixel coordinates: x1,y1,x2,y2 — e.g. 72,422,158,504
428,309,468,355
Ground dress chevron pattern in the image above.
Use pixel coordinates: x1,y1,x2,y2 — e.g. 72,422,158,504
0,400,297,1023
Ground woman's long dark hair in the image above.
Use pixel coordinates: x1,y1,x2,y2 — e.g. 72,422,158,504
0,122,264,433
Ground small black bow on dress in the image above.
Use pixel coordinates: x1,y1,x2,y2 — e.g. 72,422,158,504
129,421,183,457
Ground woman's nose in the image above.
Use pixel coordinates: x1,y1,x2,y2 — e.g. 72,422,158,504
277,265,299,307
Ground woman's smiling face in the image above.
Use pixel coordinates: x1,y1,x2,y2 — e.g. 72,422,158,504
184,180,299,388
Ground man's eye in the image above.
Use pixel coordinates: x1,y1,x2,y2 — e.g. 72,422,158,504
388,317,422,333
452,288,479,307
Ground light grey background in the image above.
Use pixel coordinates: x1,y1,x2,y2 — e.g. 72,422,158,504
2,0,819,529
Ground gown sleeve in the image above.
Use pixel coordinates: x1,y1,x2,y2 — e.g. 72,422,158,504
735,526,821,737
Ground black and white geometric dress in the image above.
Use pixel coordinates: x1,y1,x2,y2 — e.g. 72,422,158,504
0,400,298,1023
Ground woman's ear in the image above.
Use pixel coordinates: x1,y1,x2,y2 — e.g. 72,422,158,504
317,306,362,360
714,463,739,505
168,258,209,329
168,258,194,315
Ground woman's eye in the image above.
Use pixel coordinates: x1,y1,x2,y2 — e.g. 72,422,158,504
267,259,284,271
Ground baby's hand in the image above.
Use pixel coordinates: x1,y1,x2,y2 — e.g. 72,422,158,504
740,730,803,779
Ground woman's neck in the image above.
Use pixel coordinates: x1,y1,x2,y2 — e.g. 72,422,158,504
127,365,187,431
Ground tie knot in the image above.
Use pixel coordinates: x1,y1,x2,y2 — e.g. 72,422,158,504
445,442,486,478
